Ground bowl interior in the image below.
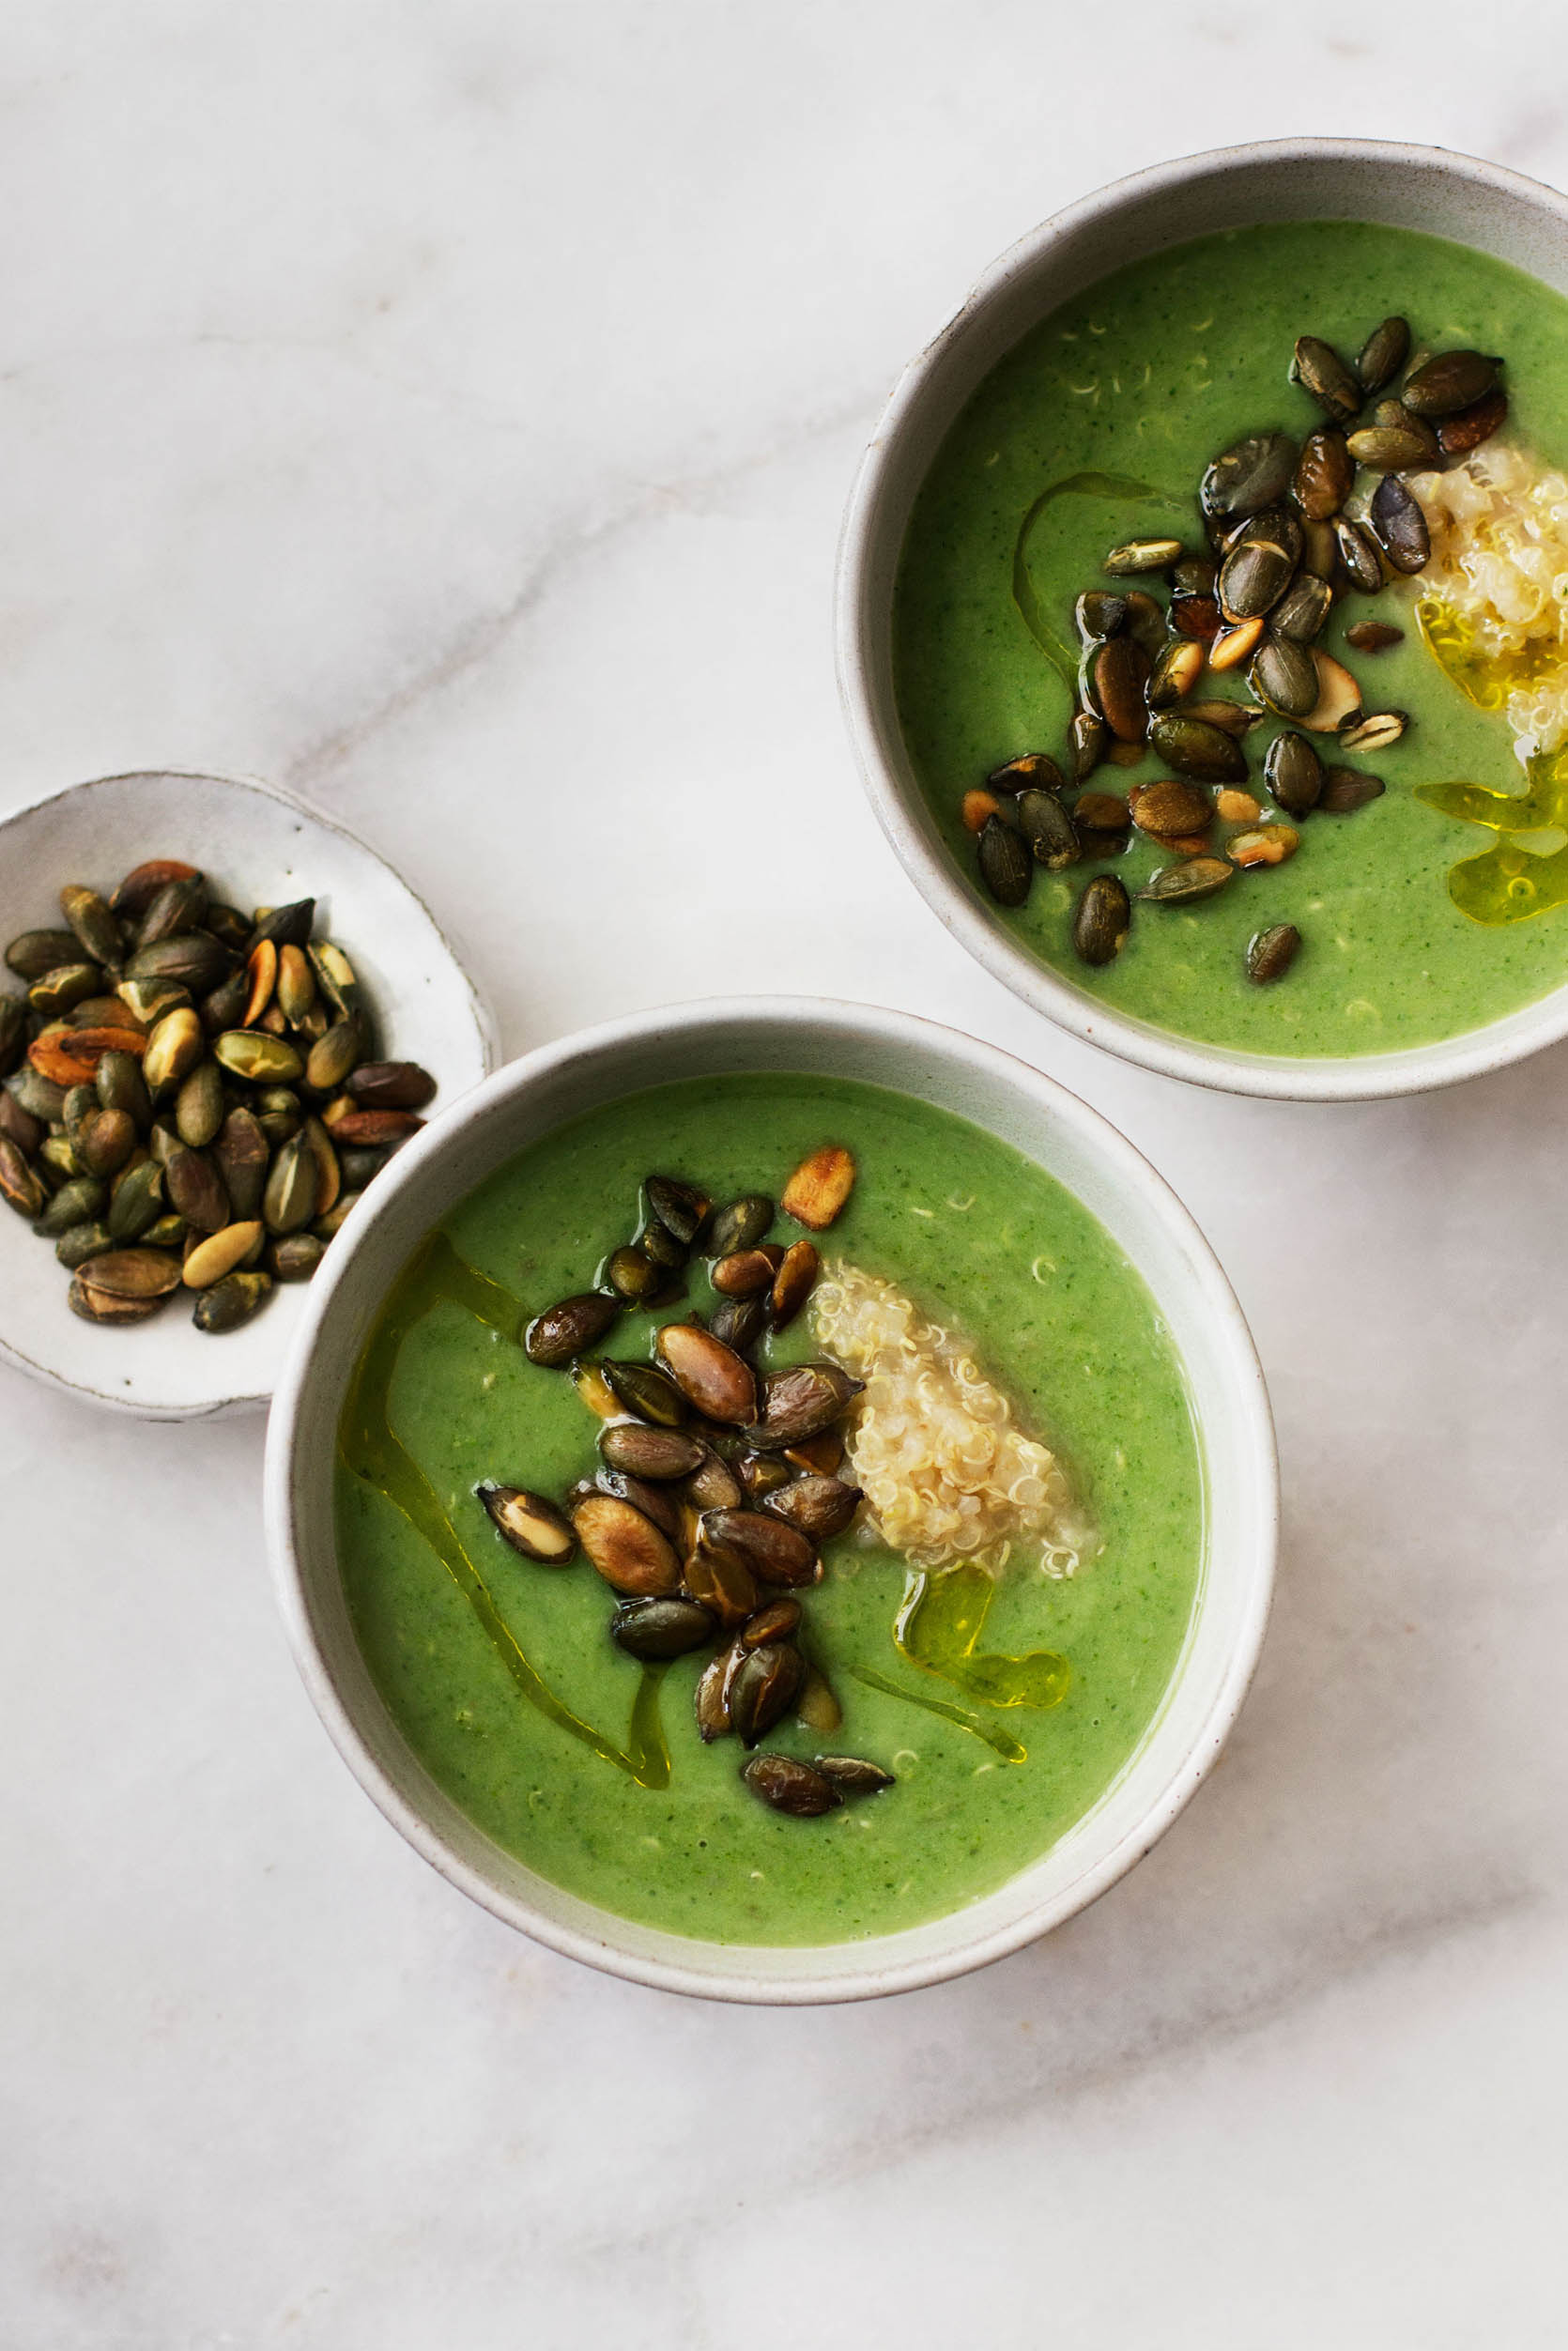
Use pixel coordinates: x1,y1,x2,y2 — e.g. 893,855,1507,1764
838,139,1568,1099
0,770,494,1418
267,1000,1276,2002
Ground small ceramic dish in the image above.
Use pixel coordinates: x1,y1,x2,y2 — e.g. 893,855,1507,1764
837,138,1568,1100
264,997,1277,2005
0,769,495,1419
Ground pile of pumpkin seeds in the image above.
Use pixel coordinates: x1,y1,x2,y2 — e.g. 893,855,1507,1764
970,318,1510,984
480,1145,897,1821
0,858,436,1332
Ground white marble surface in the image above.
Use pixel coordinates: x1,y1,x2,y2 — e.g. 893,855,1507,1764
3,5,1566,2342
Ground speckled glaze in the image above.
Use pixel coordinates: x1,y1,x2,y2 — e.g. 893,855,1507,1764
264,998,1277,2004
0,769,496,1418
837,139,1568,1099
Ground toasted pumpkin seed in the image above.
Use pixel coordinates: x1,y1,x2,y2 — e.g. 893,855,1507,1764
34,1176,107,1237
572,1493,681,1597
746,1361,863,1451
1356,315,1410,393
124,932,232,996
55,1218,112,1268
1092,635,1151,742
1069,709,1106,782
645,1175,708,1246
165,1143,230,1234
6,929,84,981
1072,790,1131,839
213,1108,269,1222
1345,620,1404,654
598,1360,685,1428
710,1294,767,1356
269,1233,325,1282
1146,638,1205,710
1013,785,1080,870
173,1058,223,1149
770,1239,819,1330
760,1471,863,1539
1250,634,1318,720
0,1137,45,1218
303,1019,361,1095
1319,766,1386,814
730,1644,807,1745
1402,348,1499,417
1369,475,1429,574
1270,575,1332,645
343,1059,435,1112
1137,855,1232,905
1437,384,1508,455
1246,923,1301,983
136,875,208,947
1292,335,1360,423
106,1157,165,1242
1219,520,1297,622
1263,730,1324,819
248,898,315,951
76,1246,183,1302
1346,423,1436,471
1200,431,1297,522
977,813,1031,907
1129,780,1211,840
600,1422,704,1481
78,1107,137,1179
478,1483,576,1564
96,1049,150,1129
742,1749,838,1812
1102,535,1182,576
526,1291,620,1367
988,749,1067,793
1293,428,1352,521
1072,873,1130,966
260,1131,315,1235
1073,591,1128,644
656,1323,757,1423
192,1268,272,1332
1148,714,1248,782
1333,517,1384,594
611,1598,715,1662
28,962,103,1018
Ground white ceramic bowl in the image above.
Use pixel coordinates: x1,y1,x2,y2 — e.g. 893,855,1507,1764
0,769,495,1418
838,138,1568,1101
265,997,1277,2004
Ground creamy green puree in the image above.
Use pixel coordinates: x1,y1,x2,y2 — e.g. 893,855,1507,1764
894,220,1568,1055
336,1075,1204,1944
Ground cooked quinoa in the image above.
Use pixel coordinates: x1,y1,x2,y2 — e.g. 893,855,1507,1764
810,1260,1091,1578
1409,441,1568,762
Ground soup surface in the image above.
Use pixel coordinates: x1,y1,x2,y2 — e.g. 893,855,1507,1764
336,1074,1205,1944
893,220,1568,1055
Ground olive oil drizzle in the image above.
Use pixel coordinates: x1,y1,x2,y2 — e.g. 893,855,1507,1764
850,1667,1027,1764
1415,595,1568,924
340,1231,669,1788
1012,471,1184,684
895,1565,1070,1712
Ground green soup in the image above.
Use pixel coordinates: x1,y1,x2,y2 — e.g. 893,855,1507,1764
335,1074,1206,1944
893,219,1568,1056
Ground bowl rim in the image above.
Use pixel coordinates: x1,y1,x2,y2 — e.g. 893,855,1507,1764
836,135,1568,1102
263,993,1278,2004
0,764,498,1417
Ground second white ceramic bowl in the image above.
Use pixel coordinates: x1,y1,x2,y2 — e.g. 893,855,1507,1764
265,997,1276,2004
838,137,1568,1101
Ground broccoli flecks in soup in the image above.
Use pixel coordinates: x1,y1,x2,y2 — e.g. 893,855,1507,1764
894,220,1568,1056
335,1075,1205,1945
